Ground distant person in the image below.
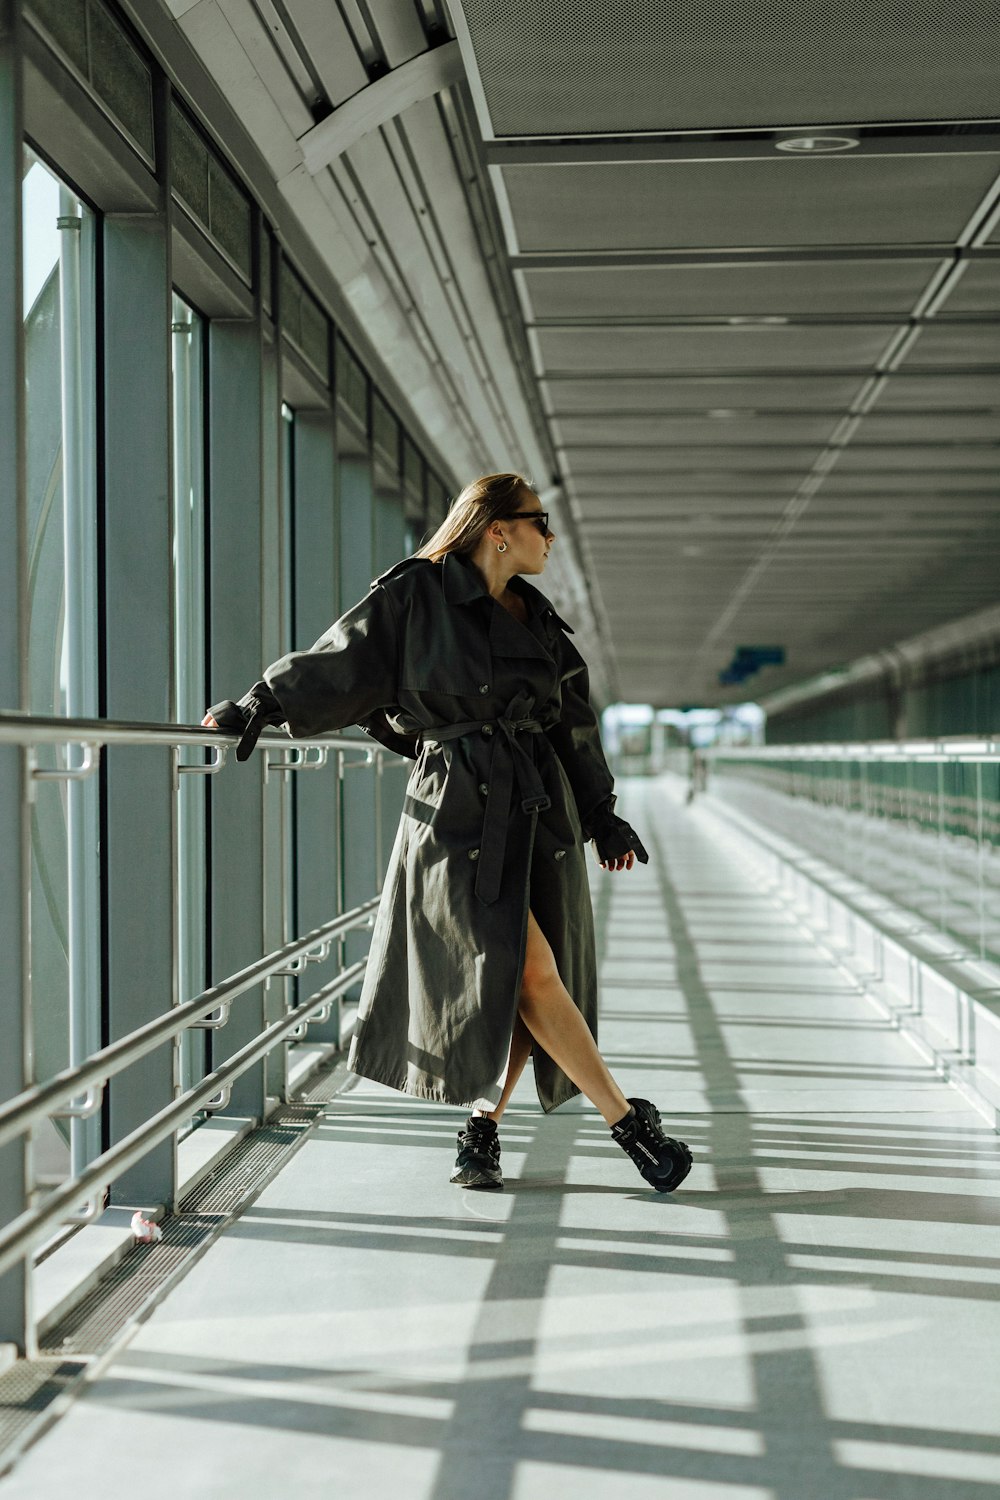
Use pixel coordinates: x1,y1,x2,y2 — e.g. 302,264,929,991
203,474,691,1194
686,747,708,804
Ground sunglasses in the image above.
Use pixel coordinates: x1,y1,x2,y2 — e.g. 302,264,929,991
502,510,550,537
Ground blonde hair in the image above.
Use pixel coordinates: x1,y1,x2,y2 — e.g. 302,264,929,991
416,473,533,562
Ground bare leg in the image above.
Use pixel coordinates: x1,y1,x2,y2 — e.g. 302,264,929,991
515,910,630,1126
473,1011,533,1124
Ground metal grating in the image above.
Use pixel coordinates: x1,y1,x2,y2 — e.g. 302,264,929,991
522,261,941,321
458,0,1000,135
39,1105,323,1359
0,1088,338,1473
501,158,1000,253
537,325,897,373
0,1358,87,1475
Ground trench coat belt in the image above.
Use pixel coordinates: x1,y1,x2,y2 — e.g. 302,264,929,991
425,702,552,907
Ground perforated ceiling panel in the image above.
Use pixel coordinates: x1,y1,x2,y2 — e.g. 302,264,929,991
542,376,870,412
457,0,1000,135
522,261,942,321
552,414,842,446
902,324,1000,366
875,374,1000,408
537,325,898,373
502,158,1000,253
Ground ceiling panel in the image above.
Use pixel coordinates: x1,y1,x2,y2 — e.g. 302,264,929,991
543,375,869,412
874,373,1000,408
902,324,1000,367
520,261,941,320
570,475,808,498
458,0,999,135
855,413,1000,442
560,444,823,469
817,471,1000,493
834,445,999,469
937,261,1000,314
553,413,842,446
501,158,1000,253
536,325,896,373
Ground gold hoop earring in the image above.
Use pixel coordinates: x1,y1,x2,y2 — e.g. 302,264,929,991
497,540,508,553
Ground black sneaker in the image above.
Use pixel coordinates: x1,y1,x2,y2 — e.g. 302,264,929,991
450,1114,503,1190
611,1098,692,1192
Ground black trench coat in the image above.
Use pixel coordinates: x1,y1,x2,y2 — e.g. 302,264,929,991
260,549,617,1113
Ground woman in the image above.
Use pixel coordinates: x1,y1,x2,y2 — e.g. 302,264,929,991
203,473,691,1193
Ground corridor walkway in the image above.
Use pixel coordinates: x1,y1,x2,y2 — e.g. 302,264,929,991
5,778,1000,1500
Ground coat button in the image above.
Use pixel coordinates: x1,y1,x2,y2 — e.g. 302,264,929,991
479,683,489,694
482,724,493,736
554,849,566,861
479,783,489,796
468,847,480,860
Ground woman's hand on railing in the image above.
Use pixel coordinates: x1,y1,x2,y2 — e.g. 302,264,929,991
201,712,218,729
204,686,285,761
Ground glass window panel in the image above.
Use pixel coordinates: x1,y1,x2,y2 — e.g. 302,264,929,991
22,153,101,1182
87,0,155,162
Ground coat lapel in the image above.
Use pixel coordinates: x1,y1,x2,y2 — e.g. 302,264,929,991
488,601,554,662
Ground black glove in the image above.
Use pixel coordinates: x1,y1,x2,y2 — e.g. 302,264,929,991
586,798,649,865
206,681,285,762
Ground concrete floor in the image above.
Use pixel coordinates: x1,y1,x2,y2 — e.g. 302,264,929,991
6,776,1000,1499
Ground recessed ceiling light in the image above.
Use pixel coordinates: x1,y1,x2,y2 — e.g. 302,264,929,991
775,132,859,153
727,316,789,326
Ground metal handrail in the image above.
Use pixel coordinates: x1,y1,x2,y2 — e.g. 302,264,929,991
0,900,379,1152
0,960,368,1281
709,736,1000,764
0,711,383,755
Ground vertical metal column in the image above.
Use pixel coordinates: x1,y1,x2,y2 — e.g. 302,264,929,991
102,195,177,1207
338,456,377,972
58,186,101,1176
0,0,33,1354
290,411,340,1044
260,331,287,1099
207,319,266,1121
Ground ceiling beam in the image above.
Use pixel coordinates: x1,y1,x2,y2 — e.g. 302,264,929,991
297,40,465,174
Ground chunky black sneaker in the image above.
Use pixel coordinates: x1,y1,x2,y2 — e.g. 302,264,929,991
611,1098,692,1192
450,1114,503,1190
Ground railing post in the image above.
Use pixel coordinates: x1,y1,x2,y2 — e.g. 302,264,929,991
0,0,34,1353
